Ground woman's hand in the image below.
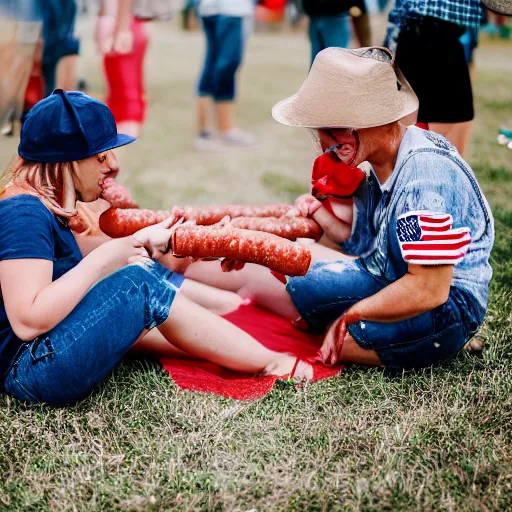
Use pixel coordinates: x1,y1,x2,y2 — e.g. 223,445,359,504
133,217,177,259
94,236,149,272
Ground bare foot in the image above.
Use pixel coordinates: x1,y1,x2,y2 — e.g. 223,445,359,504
264,354,313,381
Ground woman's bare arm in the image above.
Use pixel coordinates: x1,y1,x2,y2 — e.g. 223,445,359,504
0,237,145,341
73,233,112,256
1,217,183,341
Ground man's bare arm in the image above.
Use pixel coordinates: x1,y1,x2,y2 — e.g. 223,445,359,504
346,264,453,323
318,264,454,365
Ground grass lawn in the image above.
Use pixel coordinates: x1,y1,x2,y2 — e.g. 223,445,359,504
0,19,511,511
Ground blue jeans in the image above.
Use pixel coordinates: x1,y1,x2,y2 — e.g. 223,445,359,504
308,15,350,65
197,15,244,101
42,0,80,96
287,258,485,371
4,262,182,405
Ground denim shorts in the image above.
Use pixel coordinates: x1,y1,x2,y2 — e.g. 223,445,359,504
197,15,244,101
4,261,183,406
287,258,485,371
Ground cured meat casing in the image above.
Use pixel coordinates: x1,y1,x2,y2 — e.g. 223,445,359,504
99,208,172,238
172,225,312,276
230,216,323,241
171,204,294,225
101,181,139,209
97,208,322,241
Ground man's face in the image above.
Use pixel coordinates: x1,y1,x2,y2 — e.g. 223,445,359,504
317,128,360,165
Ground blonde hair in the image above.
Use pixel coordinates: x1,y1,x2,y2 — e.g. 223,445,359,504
0,156,76,218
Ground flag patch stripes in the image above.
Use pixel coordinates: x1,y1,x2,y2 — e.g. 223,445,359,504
397,211,471,265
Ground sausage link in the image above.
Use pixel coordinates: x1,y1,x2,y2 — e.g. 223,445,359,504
101,181,139,209
171,204,295,225
230,216,323,241
172,225,311,276
99,208,171,237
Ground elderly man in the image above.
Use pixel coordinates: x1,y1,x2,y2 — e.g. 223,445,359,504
186,47,494,372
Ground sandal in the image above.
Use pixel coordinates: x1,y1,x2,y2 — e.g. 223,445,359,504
281,357,311,389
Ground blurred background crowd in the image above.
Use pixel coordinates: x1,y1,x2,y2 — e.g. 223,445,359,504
1,0,511,160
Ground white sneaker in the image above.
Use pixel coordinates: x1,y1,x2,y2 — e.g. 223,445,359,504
194,132,223,151
218,128,256,148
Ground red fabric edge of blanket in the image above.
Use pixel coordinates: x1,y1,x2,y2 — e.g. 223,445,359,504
161,302,343,401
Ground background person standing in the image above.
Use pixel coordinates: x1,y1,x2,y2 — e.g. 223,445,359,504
385,0,486,156
302,0,352,64
195,0,256,150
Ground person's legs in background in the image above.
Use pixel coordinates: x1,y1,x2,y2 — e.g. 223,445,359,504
103,17,149,138
196,15,220,149
196,14,255,150
41,0,80,96
320,15,351,49
308,16,325,65
308,15,350,65
395,16,474,156
350,1,372,47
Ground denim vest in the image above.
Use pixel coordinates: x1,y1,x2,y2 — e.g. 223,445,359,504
340,126,494,315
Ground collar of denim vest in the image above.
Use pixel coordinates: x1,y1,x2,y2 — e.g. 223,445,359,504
378,126,425,195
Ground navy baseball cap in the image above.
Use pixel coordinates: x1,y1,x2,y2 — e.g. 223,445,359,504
18,89,136,163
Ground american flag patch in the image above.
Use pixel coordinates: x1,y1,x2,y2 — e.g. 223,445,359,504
397,211,471,265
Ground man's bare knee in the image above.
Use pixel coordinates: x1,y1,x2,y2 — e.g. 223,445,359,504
340,334,382,366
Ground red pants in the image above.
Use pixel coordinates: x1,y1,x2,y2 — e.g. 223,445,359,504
103,18,149,124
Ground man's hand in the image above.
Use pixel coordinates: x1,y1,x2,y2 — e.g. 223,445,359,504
221,259,246,272
157,253,194,274
317,309,360,366
312,206,353,244
287,193,323,218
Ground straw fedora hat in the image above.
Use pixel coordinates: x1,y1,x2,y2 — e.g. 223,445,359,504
481,0,512,15
272,47,419,130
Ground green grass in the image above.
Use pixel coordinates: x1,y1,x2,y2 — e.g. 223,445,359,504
1,19,512,512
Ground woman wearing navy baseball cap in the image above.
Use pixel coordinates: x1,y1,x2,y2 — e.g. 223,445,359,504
0,90,311,405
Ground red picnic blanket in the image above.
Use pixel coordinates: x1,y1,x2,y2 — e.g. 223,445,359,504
161,302,343,401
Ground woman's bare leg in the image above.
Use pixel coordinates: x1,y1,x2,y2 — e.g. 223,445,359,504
186,260,300,319
180,279,247,315
185,243,352,319
156,293,312,379
130,329,196,359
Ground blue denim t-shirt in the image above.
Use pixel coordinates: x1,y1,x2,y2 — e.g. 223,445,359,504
0,195,83,381
341,126,494,314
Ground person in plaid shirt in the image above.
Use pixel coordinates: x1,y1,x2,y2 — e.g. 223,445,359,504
384,0,486,157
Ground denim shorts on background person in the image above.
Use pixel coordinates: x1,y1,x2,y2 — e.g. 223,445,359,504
287,258,486,372
4,261,183,406
308,15,350,65
197,15,244,101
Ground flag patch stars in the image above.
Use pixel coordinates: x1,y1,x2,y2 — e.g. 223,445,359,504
397,210,471,265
